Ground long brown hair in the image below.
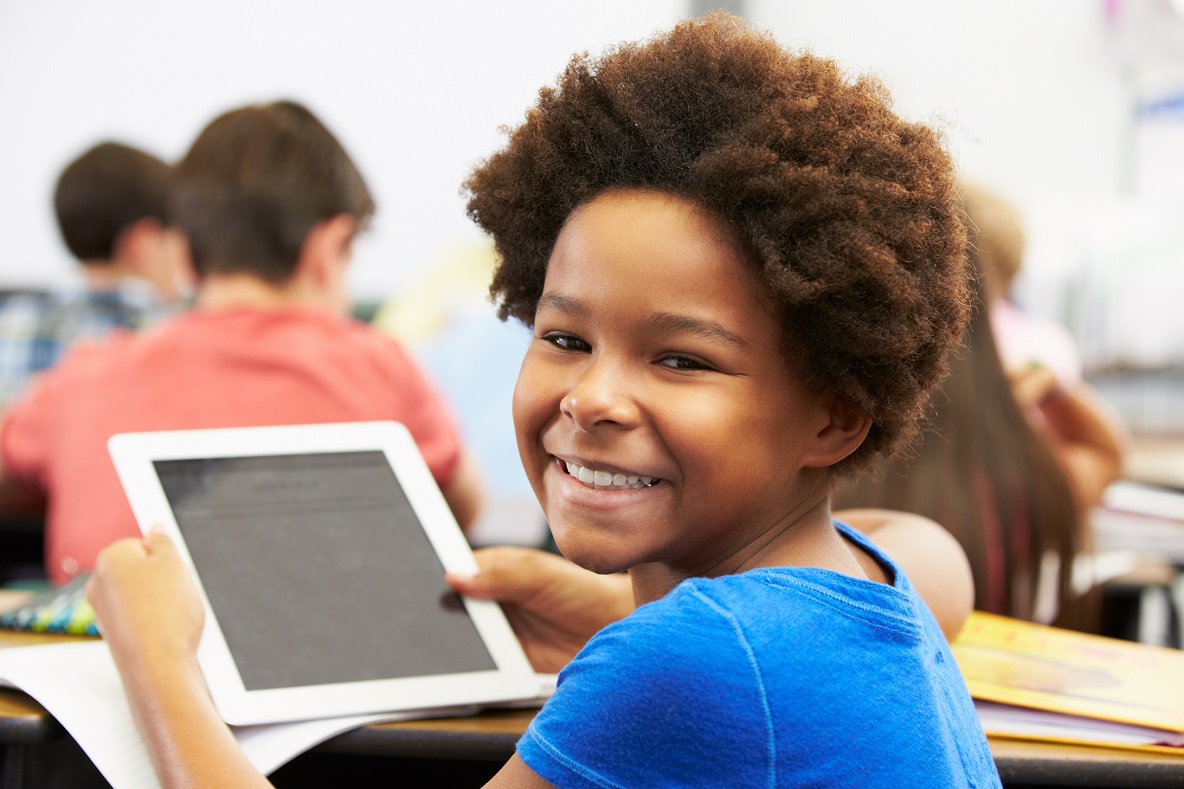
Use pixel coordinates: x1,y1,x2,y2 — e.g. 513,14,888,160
833,267,1092,629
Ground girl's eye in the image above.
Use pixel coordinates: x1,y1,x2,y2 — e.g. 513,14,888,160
658,354,713,371
542,332,591,352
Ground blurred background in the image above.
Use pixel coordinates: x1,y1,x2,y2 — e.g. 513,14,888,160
2,0,1182,547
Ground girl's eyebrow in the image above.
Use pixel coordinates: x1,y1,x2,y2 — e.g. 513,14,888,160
537,292,748,350
536,292,584,316
651,312,749,350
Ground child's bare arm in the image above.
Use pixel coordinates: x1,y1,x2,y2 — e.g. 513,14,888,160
836,508,975,640
447,546,634,673
86,533,274,789
485,753,557,787
1010,363,1129,513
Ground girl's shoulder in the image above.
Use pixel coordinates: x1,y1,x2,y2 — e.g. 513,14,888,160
663,560,925,643
528,562,966,789
569,564,927,692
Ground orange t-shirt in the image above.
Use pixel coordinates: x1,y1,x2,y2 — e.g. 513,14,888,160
0,308,463,585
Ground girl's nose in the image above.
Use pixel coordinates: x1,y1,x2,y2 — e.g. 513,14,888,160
560,358,641,432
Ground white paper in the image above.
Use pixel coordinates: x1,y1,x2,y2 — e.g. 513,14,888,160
1102,481,1184,522
976,700,1184,748
0,641,452,788
0,642,161,788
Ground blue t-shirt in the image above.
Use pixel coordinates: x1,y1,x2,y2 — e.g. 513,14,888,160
518,523,1000,788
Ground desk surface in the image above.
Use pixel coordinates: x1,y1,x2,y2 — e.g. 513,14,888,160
317,709,1184,787
2,633,1184,787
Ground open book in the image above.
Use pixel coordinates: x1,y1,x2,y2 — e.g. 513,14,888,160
0,640,555,789
0,640,486,789
952,611,1184,755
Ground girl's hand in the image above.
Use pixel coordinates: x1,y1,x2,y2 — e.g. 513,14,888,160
1005,361,1130,511
447,547,634,673
1007,360,1064,412
86,529,205,673
87,531,275,788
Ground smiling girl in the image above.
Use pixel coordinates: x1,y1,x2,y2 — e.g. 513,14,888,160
88,13,1000,788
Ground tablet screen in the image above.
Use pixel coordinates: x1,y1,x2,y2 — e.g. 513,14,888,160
152,451,496,691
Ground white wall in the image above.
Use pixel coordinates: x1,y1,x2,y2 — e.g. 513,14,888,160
0,0,686,299
5,2,1180,364
749,1,1184,376
747,0,1130,202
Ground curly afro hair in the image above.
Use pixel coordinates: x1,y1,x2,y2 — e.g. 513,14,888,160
465,13,970,474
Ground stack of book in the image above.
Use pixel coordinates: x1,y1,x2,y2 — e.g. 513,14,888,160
952,611,1184,755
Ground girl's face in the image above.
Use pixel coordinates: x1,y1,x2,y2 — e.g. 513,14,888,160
513,190,845,583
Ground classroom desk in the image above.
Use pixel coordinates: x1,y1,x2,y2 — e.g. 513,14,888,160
306,713,1184,788
1,632,1183,789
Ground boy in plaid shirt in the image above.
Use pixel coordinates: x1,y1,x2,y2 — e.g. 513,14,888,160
0,142,190,407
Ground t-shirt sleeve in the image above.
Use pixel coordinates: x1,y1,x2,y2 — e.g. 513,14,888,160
517,587,774,789
0,340,112,489
380,338,463,485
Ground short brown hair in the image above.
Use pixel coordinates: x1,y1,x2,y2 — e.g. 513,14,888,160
54,142,172,263
465,14,970,473
173,100,375,283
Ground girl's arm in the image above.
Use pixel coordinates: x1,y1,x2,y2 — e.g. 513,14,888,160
486,754,556,787
1009,363,1130,513
86,532,274,789
447,546,634,673
90,535,559,789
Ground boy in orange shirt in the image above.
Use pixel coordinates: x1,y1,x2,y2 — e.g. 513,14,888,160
0,101,482,584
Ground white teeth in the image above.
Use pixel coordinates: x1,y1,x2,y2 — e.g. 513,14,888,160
563,462,659,490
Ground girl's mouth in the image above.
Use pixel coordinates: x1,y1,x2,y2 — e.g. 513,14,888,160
560,459,660,490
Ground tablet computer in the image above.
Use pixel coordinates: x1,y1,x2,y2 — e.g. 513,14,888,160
108,421,538,726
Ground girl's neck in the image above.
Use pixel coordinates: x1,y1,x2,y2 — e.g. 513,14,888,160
628,475,872,605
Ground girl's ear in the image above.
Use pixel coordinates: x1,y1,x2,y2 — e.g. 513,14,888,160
801,400,872,469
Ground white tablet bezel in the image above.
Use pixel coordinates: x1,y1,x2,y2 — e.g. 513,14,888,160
108,421,538,726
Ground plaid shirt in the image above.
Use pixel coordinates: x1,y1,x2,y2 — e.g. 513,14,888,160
0,286,170,409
